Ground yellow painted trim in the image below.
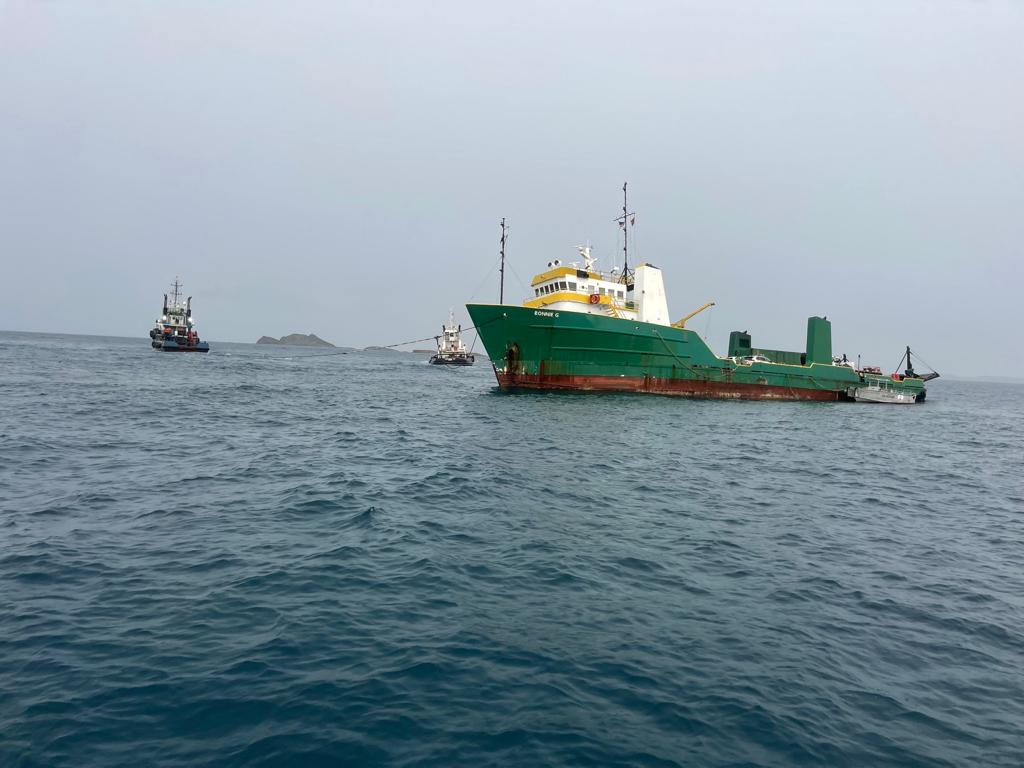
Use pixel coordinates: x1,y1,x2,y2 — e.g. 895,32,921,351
524,291,588,308
530,267,576,286
530,267,600,286
522,291,632,311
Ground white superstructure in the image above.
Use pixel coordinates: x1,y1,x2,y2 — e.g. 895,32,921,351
429,308,475,365
515,184,715,333
151,279,197,338
524,245,673,325
438,308,468,355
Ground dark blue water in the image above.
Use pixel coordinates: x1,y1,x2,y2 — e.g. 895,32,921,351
2,331,1022,767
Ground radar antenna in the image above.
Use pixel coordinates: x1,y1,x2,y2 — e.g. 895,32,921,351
576,244,596,271
170,278,183,307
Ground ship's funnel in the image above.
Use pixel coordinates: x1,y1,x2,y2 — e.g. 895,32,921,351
634,264,670,326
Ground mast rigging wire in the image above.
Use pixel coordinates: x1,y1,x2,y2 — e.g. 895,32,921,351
466,252,505,304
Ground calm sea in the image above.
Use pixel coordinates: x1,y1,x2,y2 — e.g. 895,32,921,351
1,331,1022,767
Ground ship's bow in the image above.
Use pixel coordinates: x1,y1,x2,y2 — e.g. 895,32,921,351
466,304,519,384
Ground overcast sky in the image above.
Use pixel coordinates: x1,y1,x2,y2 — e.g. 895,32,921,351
1,1,1021,376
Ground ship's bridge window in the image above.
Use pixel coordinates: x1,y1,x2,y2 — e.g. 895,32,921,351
599,287,606,295
559,281,567,290
568,282,577,291
534,288,540,297
617,290,624,299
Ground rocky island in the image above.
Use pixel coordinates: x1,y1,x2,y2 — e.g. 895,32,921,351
257,333,335,348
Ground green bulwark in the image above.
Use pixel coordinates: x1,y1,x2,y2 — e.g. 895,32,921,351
728,316,832,366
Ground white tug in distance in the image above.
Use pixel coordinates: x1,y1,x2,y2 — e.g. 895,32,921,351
429,309,475,366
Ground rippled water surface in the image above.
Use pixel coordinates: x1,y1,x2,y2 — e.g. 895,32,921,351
1,331,1022,767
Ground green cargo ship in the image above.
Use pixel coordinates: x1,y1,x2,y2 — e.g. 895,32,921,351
467,188,936,403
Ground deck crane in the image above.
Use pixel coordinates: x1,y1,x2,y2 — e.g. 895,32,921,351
672,301,716,329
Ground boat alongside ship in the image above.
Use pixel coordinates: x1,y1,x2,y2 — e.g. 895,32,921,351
149,279,209,352
468,185,937,403
848,381,919,404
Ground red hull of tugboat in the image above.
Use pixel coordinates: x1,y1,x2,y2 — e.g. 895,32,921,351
495,372,843,401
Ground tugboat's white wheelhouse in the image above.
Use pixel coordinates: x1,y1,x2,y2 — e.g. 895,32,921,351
429,308,475,365
437,308,468,355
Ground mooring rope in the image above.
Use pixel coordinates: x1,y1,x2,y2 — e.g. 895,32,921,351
271,349,351,358
242,315,502,362
651,329,713,381
381,315,502,350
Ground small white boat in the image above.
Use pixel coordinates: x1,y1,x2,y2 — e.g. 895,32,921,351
847,383,918,404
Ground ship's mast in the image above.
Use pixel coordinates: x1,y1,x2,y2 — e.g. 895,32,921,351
904,345,916,377
622,183,629,276
499,217,507,304
170,278,182,307
613,182,635,284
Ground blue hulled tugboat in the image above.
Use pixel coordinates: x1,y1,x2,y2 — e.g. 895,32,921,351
149,279,209,352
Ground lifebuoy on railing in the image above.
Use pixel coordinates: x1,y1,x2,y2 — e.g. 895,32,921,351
588,294,600,305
